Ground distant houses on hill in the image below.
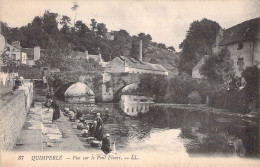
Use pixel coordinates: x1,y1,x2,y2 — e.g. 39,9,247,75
105,31,115,40
104,56,168,75
105,40,168,75
0,35,43,67
70,50,108,67
0,34,169,75
192,17,260,79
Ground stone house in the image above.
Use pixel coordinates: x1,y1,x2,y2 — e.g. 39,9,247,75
192,17,260,79
5,41,27,65
21,46,41,66
213,17,260,78
0,34,5,54
192,55,209,79
105,56,168,75
105,31,115,40
71,50,108,67
105,40,168,75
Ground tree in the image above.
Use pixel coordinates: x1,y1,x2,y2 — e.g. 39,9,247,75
90,19,97,32
200,48,234,84
130,33,152,58
42,10,59,35
158,43,166,49
178,18,221,74
60,15,71,33
242,66,260,109
71,2,79,28
75,20,89,34
167,46,175,52
130,35,139,58
110,29,132,58
242,66,259,86
96,23,108,37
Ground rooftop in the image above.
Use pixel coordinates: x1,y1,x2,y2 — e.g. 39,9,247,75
116,56,168,72
213,17,260,47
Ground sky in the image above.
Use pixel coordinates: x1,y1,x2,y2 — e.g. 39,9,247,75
1,0,260,51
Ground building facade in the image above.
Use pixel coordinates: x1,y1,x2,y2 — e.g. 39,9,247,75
212,17,260,77
105,40,168,75
105,31,115,40
5,41,27,65
192,55,209,79
193,17,260,79
22,46,41,66
105,56,168,75
71,50,108,67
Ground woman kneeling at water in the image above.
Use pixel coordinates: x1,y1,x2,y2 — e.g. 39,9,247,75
101,133,112,154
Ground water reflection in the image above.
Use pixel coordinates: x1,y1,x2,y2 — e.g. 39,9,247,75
80,102,258,157
119,95,153,116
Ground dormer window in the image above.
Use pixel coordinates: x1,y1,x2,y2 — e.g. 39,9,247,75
237,43,243,50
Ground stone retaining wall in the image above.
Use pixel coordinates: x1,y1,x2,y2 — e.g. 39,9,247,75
0,82,33,151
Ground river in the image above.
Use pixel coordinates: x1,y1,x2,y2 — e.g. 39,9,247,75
77,99,258,158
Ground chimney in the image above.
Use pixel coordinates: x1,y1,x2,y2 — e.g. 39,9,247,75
85,50,89,60
33,46,40,61
139,40,142,61
11,41,21,49
99,53,103,62
215,29,224,53
97,47,103,62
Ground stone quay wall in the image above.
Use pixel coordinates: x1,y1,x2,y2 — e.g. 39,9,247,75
0,82,33,151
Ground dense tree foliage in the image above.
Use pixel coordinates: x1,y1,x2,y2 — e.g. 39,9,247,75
1,9,182,72
130,33,152,58
242,66,259,109
200,48,234,84
167,46,175,52
178,18,221,74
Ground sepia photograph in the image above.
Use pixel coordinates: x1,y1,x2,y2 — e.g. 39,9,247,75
0,0,259,166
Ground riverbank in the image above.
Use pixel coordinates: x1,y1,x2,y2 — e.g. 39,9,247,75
14,101,86,152
152,103,259,124
14,87,86,152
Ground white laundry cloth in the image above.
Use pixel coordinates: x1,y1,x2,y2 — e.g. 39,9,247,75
0,72,8,86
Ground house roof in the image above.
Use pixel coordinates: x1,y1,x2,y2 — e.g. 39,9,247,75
5,43,20,51
88,54,101,62
21,48,34,56
71,51,102,62
213,17,260,47
115,56,168,72
72,51,85,59
192,55,209,71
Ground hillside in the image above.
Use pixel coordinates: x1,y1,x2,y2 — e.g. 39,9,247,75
144,44,179,77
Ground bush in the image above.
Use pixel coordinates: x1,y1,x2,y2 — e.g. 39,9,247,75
2,65,42,79
200,48,235,84
138,74,213,104
242,66,260,110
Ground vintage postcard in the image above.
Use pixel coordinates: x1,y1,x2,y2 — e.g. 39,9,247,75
0,0,259,166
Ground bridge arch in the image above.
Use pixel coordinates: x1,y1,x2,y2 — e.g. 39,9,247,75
113,83,140,102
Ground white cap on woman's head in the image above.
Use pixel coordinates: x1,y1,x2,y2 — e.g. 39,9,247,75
106,133,110,137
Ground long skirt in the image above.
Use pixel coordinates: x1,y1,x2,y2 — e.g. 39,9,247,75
95,127,103,141
53,108,61,120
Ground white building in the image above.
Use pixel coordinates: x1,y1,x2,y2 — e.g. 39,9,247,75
5,41,27,65
105,40,168,75
71,50,108,67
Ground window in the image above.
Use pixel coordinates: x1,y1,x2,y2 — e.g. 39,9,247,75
237,43,243,50
11,54,16,60
237,58,244,71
